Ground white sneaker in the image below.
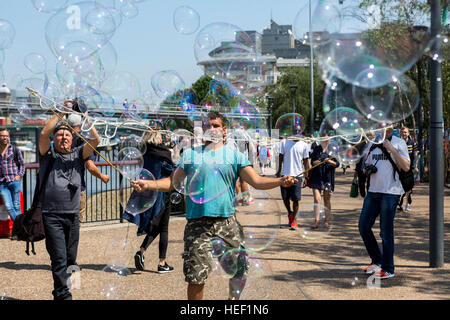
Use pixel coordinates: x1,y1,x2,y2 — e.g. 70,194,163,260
405,204,411,212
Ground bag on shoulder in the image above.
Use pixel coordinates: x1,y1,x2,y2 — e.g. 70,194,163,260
11,205,45,255
378,145,415,193
12,155,54,255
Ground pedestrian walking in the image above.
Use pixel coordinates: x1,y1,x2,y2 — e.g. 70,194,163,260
358,125,410,280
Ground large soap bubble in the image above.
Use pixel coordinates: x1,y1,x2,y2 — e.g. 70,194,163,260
173,5,200,35
194,22,257,82
314,3,433,88
353,69,420,124
151,70,185,100
275,113,304,138
45,2,116,61
0,19,15,49
293,0,342,48
24,52,47,75
119,168,158,216
235,189,281,252
31,0,69,14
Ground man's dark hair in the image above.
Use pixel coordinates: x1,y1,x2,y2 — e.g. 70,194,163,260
0,127,8,133
207,111,228,127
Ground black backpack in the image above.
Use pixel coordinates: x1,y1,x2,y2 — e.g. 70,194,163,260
11,156,54,255
367,143,415,193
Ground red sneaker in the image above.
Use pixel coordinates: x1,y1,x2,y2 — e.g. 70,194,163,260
290,219,298,230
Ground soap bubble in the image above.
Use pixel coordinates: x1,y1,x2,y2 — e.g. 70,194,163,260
45,2,116,61
275,113,304,138
0,19,15,49
218,249,273,300
235,189,281,252
169,192,182,204
188,165,234,204
99,265,131,300
119,134,146,154
194,22,257,81
173,5,200,35
295,203,332,240
116,147,144,178
24,53,47,74
151,70,185,100
353,69,420,124
119,168,158,216
103,237,134,270
314,3,433,87
31,0,69,14
293,0,342,48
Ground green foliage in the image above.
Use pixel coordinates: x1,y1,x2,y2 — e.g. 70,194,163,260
265,66,325,134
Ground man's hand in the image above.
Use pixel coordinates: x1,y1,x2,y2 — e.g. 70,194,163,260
131,180,148,193
413,167,419,174
383,139,395,153
101,174,110,184
280,175,298,188
14,176,21,181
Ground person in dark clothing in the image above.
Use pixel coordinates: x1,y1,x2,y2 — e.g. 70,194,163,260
397,126,418,212
309,132,340,229
354,139,370,198
39,111,100,300
123,130,175,273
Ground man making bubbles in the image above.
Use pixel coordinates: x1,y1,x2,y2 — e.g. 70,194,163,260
132,111,297,300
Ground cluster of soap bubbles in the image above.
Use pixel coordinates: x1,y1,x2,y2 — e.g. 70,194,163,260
6,1,158,126
287,0,449,167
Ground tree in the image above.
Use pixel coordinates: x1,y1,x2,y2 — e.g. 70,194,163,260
265,66,325,135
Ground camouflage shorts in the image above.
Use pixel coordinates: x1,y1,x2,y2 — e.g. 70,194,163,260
182,216,246,285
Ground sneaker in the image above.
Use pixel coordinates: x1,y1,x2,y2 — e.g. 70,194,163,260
134,251,145,271
158,262,174,274
397,205,403,212
373,269,395,279
247,197,254,204
289,220,298,230
242,199,249,206
405,204,411,212
363,263,381,275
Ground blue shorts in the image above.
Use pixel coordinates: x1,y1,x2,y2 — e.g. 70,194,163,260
280,179,302,202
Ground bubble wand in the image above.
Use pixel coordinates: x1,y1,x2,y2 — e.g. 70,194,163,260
295,159,328,179
26,87,134,182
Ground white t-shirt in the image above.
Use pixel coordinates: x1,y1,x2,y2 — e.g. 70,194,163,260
279,139,310,176
365,135,410,195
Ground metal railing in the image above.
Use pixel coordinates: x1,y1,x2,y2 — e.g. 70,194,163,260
23,161,185,223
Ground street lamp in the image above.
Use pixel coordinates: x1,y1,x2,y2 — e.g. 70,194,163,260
289,85,298,115
266,95,274,137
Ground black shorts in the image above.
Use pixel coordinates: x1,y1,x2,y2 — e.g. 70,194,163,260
280,179,302,201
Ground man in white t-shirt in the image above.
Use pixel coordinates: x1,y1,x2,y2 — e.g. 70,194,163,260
358,125,410,280
276,136,310,230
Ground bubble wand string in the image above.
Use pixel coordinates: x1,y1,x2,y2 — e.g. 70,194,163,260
26,87,134,183
295,160,328,179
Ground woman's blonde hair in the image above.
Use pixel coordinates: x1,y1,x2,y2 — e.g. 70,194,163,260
143,130,163,146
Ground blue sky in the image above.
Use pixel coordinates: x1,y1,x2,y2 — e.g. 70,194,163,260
0,0,312,95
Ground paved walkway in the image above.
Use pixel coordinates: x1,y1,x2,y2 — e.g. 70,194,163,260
1,170,449,301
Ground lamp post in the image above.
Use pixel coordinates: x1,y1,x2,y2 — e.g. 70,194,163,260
266,95,274,137
309,0,315,135
289,85,298,115
429,0,444,268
